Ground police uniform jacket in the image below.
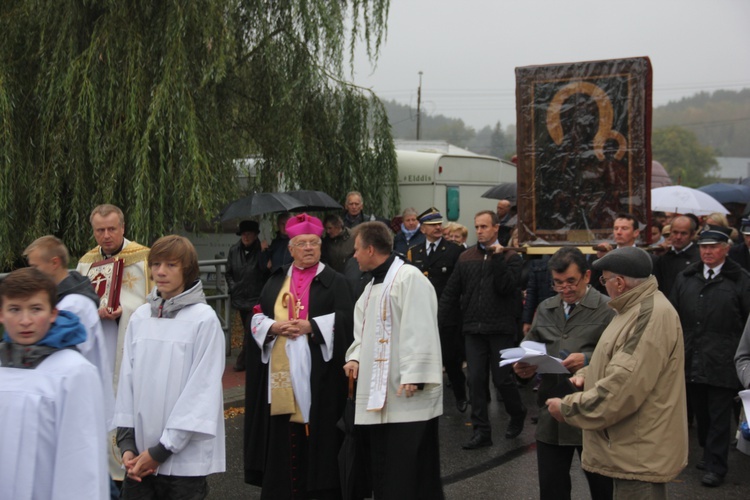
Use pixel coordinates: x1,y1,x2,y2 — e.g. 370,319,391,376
406,239,464,299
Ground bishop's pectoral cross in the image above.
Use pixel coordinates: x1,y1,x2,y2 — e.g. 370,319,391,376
283,292,303,320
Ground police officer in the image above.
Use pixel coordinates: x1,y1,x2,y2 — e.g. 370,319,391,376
407,207,467,411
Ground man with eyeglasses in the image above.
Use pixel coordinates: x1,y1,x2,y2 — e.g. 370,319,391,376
244,213,355,498
514,247,614,500
547,247,687,499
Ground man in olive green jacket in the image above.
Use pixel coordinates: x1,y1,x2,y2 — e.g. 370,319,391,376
515,248,614,500
547,247,687,499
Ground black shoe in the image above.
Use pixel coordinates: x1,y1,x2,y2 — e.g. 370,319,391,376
456,399,469,413
696,460,707,471
234,349,246,372
462,433,492,450
701,472,723,487
505,410,527,439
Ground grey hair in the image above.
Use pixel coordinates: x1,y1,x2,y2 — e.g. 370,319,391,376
622,276,648,289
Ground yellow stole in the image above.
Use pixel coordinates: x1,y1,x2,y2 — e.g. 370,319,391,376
269,277,306,423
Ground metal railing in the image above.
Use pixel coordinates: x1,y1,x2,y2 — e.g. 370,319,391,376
0,259,235,355
198,259,234,355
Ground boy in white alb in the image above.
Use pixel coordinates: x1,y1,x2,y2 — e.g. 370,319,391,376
114,235,225,498
24,235,115,430
0,267,108,500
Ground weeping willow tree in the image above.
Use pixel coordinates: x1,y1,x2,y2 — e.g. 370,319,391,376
0,0,397,269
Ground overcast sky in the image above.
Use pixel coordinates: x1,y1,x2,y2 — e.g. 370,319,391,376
351,0,750,131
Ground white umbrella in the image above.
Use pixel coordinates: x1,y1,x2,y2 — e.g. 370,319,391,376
652,185,729,216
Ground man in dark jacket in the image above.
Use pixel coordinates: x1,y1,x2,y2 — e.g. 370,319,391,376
729,218,750,272
320,214,354,273
342,191,377,228
261,213,293,273
670,225,750,487
408,207,467,411
439,210,527,449
226,220,266,371
654,215,700,296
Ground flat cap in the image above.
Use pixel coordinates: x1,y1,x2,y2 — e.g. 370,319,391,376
592,246,652,279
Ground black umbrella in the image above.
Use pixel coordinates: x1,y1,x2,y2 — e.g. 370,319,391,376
217,192,304,222
337,373,371,500
481,182,517,201
286,190,343,212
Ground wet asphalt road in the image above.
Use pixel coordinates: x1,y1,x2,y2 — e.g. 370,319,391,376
210,371,750,499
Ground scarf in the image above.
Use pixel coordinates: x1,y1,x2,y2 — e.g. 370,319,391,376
400,223,420,244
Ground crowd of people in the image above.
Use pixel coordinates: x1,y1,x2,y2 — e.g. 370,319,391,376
2,193,750,499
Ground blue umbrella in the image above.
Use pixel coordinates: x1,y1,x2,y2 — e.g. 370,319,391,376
697,183,750,205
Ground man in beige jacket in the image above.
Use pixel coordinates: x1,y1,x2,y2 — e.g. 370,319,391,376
546,247,687,499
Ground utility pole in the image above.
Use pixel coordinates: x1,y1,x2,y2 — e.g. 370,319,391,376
416,71,423,140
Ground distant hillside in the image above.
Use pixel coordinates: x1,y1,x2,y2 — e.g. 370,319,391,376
382,88,750,158
383,99,516,159
653,89,750,157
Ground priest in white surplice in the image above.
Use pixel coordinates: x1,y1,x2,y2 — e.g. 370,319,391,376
344,221,445,500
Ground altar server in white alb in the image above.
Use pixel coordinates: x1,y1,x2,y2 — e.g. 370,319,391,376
24,235,115,430
0,268,108,500
344,221,445,500
114,235,225,499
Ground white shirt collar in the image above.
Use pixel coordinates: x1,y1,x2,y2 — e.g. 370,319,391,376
703,262,724,279
672,242,694,254
426,237,442,250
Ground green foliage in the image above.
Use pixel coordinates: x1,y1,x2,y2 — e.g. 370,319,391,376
0,0,395,269
382,99,516,155
652,126,718,187
653,89,750,157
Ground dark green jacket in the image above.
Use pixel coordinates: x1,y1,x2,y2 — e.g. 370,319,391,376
525,286,614,446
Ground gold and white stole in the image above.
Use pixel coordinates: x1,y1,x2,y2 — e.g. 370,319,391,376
366,257,405,411
269,278,307,423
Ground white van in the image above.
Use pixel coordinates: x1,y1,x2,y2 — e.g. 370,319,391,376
395,150,516,245
184,150,516,260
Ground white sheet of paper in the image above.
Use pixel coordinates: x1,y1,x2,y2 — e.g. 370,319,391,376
499,340,570,374
740,390,750,418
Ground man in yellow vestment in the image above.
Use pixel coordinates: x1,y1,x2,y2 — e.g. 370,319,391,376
77,203,150,484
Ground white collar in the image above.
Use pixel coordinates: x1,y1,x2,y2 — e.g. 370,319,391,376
672,242,694,254
426,237,442,249
703,262,724,278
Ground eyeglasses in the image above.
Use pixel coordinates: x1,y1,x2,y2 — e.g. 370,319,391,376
550,276,583,291
291,241,321,249
598,275,618,286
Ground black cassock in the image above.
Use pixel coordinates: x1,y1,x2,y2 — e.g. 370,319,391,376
243,263,354,499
